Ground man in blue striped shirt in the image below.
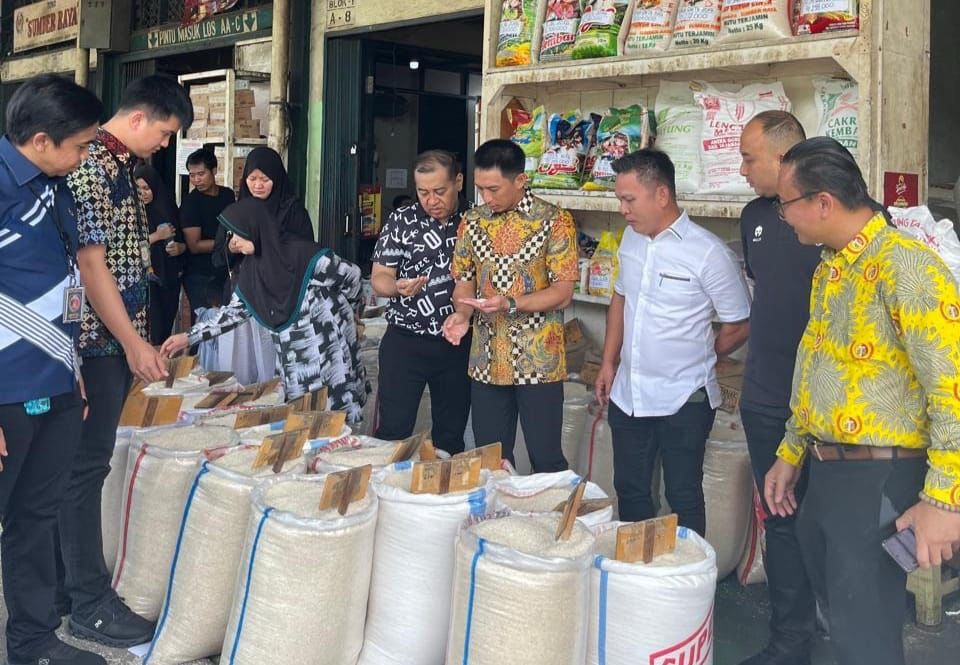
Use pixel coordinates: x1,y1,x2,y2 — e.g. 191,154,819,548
0,76,105,665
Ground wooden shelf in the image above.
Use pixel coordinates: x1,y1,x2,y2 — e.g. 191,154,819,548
532,190,749,219
572,292,610,306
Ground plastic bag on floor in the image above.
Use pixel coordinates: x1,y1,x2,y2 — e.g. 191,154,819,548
102,429,133,573
588,522,717,665
446,514,595,665
112,425,239,621
221,474,378,665
358,464,494,665
888,205,960,285
493,470,614,528
144,446,305,665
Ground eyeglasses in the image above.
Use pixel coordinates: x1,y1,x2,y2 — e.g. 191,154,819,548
775,193,817,220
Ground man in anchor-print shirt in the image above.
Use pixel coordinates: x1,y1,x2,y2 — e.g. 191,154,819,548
371,150,471,454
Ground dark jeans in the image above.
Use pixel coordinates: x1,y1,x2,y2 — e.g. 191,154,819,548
374,326,471,455
797,455,926,665
741,407,816,656
471,380,566,473
608,394,716,536
57,355,132,617
183,271,225,324
0,389,83,661
149,281,182,345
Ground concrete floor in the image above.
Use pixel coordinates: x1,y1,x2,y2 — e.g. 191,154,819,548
1,574,957,664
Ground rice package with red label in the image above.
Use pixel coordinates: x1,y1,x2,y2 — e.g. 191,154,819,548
796,0,859,34
540,0,583,61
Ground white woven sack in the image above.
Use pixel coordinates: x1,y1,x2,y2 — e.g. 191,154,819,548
578,402,615,501
102,429,133,572
588,522,717,665
446,514,595,665
562,382,592,473
221,474,378,665
112,424,239,620
144,446,306,665
358,463,495,665
493,470,614,528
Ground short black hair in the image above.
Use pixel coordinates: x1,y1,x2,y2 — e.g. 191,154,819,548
5,74,103,146
414,149,463,181
749,110,806,150
186,148,217,171
392,194,413,209
474,139,526,179
781,137,876,213
118,75,193,130
611,149,677,199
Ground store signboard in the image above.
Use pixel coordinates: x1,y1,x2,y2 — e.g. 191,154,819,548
131,8,272,51
12,0,80,54
327,0,357,28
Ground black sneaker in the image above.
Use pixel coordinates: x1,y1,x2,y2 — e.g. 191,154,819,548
7,636,106,665
67,596,155,648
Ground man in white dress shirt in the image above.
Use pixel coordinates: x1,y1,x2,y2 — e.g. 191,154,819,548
595,150,751,534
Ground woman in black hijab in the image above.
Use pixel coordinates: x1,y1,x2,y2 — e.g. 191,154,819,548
162,151,367,423
135,164,186,345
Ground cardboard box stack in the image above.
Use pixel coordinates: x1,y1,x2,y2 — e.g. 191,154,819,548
185,81,262,141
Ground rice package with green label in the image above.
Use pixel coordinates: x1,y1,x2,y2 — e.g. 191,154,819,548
531,110,599,190
583,105,656,191
496,0,540,67
510,105,547,178
571,0,631,60
540,0,583,62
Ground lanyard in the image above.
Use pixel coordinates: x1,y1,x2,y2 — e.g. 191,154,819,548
26,181,78,286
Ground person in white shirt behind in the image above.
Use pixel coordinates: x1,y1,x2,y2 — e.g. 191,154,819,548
594,150,751,535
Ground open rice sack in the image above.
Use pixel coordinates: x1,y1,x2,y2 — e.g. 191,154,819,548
716,0,792,44
144,446,305,665
112,425,240,621
307,434,433,472
571,0,632,60
496,0,542,67
814,77,859,163
102,429,134,573
540,0,582,61
531,110,598,190
142,373,242,413
493,470,614,528
671,0,721,48
654,81,703,194
446,513,595,665
220,474,378,665
624,0,680,55
587,522,717,665
583,105,655,191
358,464,495,665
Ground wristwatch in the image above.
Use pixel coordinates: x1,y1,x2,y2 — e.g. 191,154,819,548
506,296,518,315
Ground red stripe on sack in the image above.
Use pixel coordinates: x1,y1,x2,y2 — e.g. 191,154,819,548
112,445,149,589
587,403,603,481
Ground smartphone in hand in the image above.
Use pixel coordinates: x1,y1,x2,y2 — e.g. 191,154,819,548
882,526,919,573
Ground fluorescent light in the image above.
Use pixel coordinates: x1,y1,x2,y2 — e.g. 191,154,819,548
409,59,420,70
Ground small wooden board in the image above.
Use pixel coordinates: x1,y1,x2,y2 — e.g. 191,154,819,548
615,514,679,564
284,410,346,438
389,431,431,464
319,465,373,515
555,479,588,542
453,442,502,471
164,355,198,388
205,371,234,387
552,497,614,516
410,457,482,495
233,405,292,430
252,428,308,473
287,387,329,413
194,378,282,410
119,393,184,428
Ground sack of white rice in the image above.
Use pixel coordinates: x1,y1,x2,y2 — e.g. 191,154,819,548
307,435,409,472
358,464,494,665
102,429,133,572
736,486,767,586
112,425,239,620
143,446,305,665
623,0,680,55
562,382,592,473
672,0,721,48
220,474,378,665
717,0,792,44
814,76,859,162
578,402,615,500
446,513,595,665
588,522,717,665
493,470,614,528
655,81,703,194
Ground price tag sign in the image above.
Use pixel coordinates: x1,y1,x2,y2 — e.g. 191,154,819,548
615,514,679,564
389,431,431,464
555,479,587,541
411,457,482,495
252,428,308,473
285,410,346,438
319,465,372,515
454,442,502,471
233,405,292,430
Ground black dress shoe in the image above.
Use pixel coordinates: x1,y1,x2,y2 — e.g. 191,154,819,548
738,643,811,665
67,596,155,648
7,637,106,665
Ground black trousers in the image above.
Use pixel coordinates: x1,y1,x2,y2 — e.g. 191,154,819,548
374,326,471,455
608,395,716,536
471,380,567,473
149,281,182,346
0,389,82,661
796,455,926,665
741,407,816,655
183,271,225,324
57,355,132,617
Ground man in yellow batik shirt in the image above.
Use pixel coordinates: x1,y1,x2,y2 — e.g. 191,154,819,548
443,140,579,473
765,137,960,665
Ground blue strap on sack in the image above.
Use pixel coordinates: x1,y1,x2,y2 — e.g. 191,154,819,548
144,463,210,664
595,555,609,665
461,538,486,665
228,506,275,665
467,488,487,516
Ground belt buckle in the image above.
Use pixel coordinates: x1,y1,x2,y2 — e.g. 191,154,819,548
810,437,825,462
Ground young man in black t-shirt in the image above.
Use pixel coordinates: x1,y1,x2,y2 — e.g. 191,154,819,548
180,148,234,321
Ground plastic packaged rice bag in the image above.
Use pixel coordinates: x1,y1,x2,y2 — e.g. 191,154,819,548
654,81,703,194
540,0,582,62
624,0,680,54
672,0,721,48
694,81,791,195
814,77,859,162
532,110,598,190
496,0,540,67
588,231,620,298
796,0,859,34
583,105,654,191
571,0,632,60
717,0,792,44
511,105,547,178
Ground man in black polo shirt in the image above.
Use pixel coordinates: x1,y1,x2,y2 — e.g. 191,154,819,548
371,150,470,454
180,148,235,321
737,111,821,665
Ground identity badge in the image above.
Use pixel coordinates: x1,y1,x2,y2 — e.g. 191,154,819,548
62,286,86,323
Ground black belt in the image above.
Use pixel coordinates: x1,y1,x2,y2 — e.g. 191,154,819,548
805,436,926,462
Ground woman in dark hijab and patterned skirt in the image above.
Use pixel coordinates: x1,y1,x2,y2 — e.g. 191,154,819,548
161,148,367,423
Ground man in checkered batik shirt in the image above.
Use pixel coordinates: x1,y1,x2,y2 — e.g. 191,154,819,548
443,140,579,472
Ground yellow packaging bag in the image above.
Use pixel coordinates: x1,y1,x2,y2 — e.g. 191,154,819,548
588,231,621,298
